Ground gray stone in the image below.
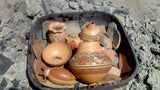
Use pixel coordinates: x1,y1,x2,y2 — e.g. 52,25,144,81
26,0,41,17
0,78,7,90
12,11,24,23
0,54,14,75
155,29,160,38
137,69,148,83
15,22,30,38
114,14,125,26
125,79,139,90
136,34,151,45
0,1,14,23
147,69,160,89
149,20,157,25
14,1,26,13
152,58,160,69
52,0,70,12
89,0,102,6
3,66,16,81
79,1,94,11
69,1,79,10
152,33,160,44
127,28,138,42
0,27,13,39
138,50,152,63
88,0,102,10
50,5,61,13
104,5,116,14
65,21,81,34
150,44,160,53
125,16,133,27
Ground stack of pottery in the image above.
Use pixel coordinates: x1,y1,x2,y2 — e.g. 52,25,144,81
40,22,76,85
36,21,119,86
69,21,112,83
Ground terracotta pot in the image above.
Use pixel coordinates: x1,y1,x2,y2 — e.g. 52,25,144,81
69,42,112,83
48,22,67,43
80,21,105,42
40,67,76,85
66,33,83,50
42,42,72,66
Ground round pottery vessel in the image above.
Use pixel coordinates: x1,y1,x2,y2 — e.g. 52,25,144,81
41,67,76,85
48,22,67,43
80,21,104,42
66,34,83,50
69,42,112,83
42,42,72,66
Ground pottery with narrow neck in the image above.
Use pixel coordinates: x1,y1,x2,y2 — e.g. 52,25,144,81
69,42,112,83
80,21,105,42
48,22,67,43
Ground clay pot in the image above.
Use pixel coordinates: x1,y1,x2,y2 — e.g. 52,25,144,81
66,33,83,50
48,22,67,43
40,67,76,85
102,47,119,66
42,42,72,66
119,53,132,73
69,42,112,83
80,21,105,42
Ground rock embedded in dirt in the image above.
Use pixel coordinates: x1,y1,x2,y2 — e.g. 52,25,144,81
114,14,125,26
150,44,160,54
69,1,79,10
0,78,7,90
0,54,14,75
79,1,94,11
26,0,42,17
147,69,160,89
14,1,26,13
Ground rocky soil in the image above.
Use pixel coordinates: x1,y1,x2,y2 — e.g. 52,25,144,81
0,0,160,90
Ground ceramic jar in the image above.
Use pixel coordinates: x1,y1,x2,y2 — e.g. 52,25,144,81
69,42,112,83
80,21,105,42
66,33,83,50
48,22,67,43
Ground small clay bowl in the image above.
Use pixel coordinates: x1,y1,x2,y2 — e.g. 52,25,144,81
42,42,72,66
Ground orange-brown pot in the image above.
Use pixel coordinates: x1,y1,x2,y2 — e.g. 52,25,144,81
48,22,67,43
80,21,105,42
66,33,83,50
40,67,76,85
69,42,112,83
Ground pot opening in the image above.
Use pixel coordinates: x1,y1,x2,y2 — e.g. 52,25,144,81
53,26,63,30
90,21,95,24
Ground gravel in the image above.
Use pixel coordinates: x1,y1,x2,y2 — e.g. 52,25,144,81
0,0,160,89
